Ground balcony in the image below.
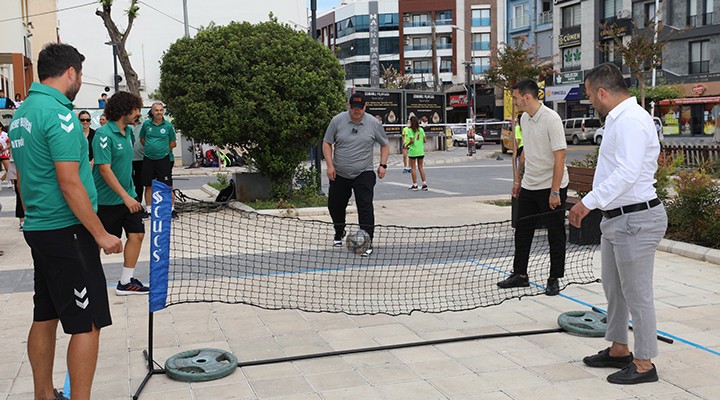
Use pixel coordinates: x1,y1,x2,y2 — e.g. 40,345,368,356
404,44,431,51
537,11,553,25
510,15,530,30
687,13,715,27
689,60,710,74
471,41,491,51
437,42,453,50
405,20,431,27
435,18,453,26
411,68,431,74
471,17,491,27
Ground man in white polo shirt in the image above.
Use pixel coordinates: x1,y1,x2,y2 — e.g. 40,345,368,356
570,63,667,385
497,79,568,296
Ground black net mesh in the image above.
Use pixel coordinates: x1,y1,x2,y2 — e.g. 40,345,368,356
167,195,599,315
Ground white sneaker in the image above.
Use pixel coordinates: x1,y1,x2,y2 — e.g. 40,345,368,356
361,247,373,257
333,239,343,247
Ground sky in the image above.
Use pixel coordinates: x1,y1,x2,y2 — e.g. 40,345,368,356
316,0,339,13
54,0,313,107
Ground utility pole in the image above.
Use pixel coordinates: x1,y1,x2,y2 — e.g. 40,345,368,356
183,0,190,38
463,61,475,120
431,19,438,91
650,0,659,117
310,0,323,195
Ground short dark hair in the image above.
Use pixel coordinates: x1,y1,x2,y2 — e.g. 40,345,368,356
37,43,85,81
100,93,107,98
511,79,539,99
585,63,628,95
78,110,90,118
104,91,143,121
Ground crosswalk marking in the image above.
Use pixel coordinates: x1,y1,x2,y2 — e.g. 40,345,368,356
382,181,461,195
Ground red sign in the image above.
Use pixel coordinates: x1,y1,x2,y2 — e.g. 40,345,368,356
449,95,468,107
658,96,720,106
692,85,706,95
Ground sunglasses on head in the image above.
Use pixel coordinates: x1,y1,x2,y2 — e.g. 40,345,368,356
80,118,91,122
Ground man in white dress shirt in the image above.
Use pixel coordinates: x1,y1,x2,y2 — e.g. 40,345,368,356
569,63,668,385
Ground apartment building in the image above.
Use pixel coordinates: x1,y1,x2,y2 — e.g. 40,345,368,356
0,0,37,102
649,0,720,136
506,0,553,61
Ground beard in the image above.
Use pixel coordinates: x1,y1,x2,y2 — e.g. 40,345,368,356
65,75,82,102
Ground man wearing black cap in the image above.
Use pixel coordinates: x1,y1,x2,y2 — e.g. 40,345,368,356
322,92,390,257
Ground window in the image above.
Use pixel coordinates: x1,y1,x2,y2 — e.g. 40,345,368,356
410,14,430,27
413,60,431,73
437,35,452,49
440,58,452,73
472,33,490,50
604,0,622,19
436,10,452,25
689,40,709,74
472,57,490,74
644,2,657,26
600,40,621,66
511,3,530,29
688,0,715,25
379,13,399,31
472,9,491,26
562,4,581,28
562,46,582,70
379,37,399,54
411,37,430,51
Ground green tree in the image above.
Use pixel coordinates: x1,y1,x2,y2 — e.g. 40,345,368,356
96,0,142,97
158,19,346,198
629,84,681,107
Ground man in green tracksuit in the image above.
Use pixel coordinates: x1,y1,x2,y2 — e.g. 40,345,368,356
9,43,122,400
92,91,148,295
139,102,177,218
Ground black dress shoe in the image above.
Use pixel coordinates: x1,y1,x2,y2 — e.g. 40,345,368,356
545,277,560,296
497,274,530,288
583,348,633,368
607,363,658,384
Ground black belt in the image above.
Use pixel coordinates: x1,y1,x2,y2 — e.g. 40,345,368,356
602,198,661,219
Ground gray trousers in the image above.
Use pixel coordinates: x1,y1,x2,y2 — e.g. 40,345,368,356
599,204,667,360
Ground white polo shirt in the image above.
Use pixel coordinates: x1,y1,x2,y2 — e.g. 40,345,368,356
520,104,569,190
582,97,659,211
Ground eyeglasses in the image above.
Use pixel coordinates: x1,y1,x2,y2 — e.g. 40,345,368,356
79,118,91,122
351,128,358,134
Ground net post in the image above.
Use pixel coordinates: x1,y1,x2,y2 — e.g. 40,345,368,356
132,311,166,399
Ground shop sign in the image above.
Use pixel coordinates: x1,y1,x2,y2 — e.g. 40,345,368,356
449,94,468,107
692,85,706,96
554,70,584,85
558,31,581,48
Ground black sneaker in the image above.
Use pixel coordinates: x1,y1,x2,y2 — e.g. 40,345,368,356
409,185,419,191
115,278,149,296
333,231,346,247
172,210,179,220
142,211,150,220
421,184,428,191
545,277,560,296
54,389,69,400
583,348,633,368
497,274,530,288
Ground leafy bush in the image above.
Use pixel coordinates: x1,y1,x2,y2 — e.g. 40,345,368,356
665,168,720,249
246,165,327,210
655,152,684,201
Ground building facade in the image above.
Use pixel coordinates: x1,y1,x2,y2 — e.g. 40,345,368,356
0,0,37,102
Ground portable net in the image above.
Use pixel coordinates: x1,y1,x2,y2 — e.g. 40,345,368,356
167,196,599,316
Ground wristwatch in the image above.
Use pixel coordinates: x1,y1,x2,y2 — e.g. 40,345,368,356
379,164,387,169
551,191,560,197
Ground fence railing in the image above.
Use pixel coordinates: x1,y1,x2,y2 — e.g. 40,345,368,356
662,143,720,167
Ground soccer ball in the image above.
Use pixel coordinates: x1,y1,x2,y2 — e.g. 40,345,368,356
346,229,371,255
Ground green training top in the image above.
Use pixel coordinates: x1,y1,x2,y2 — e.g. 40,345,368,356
92,121,137,205
8,82,97,231
403,127,425,157
139,118,176,160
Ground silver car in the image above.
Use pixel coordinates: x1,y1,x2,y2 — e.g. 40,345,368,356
563,117,602,145
451,126,484,149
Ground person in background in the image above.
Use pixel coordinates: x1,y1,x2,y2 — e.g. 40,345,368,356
14,93,24,108
99,113,108,126
569,62,667,385
98,93,107,108
402,120,411,173
403,116,428,191
0,90,16,109
9,42,122,400
131,115,145,204
515,114,524,157
78,110,95,165
0,121,10,188
140,102,178,219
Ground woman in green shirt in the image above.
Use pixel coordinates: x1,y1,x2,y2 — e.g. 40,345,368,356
402,116,427,191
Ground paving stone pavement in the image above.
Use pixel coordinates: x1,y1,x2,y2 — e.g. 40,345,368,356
1,153,719,400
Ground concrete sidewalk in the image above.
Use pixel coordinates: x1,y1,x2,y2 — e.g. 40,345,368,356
1,174,719,399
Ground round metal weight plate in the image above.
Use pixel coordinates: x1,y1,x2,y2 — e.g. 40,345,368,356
165,348,238,382
557,311,607,337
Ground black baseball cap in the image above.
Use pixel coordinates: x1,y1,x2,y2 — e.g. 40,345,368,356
349,93,366,108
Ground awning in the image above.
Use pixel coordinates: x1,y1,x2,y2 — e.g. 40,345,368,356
659,96,720,105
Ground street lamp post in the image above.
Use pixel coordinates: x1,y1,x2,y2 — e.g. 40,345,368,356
104,41,120,93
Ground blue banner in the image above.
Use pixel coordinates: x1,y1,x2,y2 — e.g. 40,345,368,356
149,180,172,312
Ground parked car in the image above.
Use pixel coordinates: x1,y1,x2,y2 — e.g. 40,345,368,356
593,126,604,145
451,126,484,149
476,118,504,144
562,117,602,144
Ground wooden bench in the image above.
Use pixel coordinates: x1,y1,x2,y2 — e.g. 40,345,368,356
566,166,595,210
